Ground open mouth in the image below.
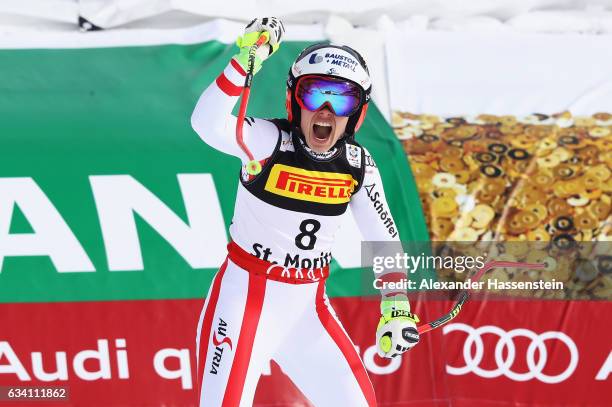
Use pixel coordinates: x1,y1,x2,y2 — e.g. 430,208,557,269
312,121,333,142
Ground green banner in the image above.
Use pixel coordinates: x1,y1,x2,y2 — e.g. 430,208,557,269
0,40,429,303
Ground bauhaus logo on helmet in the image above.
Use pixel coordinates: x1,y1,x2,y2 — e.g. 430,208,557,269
308,51,358,70
308,53,323,64
443,323,579,384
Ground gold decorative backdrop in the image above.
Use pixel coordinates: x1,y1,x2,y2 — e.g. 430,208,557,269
393,111,612,299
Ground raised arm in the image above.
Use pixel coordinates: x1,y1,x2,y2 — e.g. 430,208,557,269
190,18,286,163
350,147,420,358
350,148,403,296
190,60,278,163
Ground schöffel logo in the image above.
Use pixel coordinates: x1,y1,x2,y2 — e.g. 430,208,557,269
264,164,357,204
209,318,232,375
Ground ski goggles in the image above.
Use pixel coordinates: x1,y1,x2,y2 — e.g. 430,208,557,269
295,75,364,117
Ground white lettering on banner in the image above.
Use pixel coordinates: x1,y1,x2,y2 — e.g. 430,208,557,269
4,341,188,390
359,345,402,375
73,339,112,381
116,338,130,379
31,351,68,381
0,342,32,380
0,174,361,272
443,323,579,384
596,351,612,380
90,174,227,271
261,344,401,377
0,177,95,273
261,360,272,375
153,348,192,390
0,339,130,382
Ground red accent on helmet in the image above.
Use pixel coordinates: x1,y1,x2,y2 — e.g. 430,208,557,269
285,89,292,122
354,104,369,133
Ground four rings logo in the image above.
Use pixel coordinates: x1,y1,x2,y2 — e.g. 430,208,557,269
443,323,579,384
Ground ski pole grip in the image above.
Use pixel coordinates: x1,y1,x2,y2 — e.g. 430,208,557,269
244,33,269,88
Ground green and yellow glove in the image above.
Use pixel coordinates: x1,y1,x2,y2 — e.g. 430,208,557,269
376,294,420,358
233,17,285,75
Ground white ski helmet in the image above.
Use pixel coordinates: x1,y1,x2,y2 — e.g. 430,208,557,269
286,43,372,136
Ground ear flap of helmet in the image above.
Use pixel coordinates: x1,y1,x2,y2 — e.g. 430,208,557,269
354,104,369,133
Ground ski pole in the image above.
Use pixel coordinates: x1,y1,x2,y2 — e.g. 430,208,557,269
236,33,269,176
416,260,545,334
379,260,546,353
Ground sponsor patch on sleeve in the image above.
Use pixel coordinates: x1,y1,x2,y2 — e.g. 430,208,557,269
279,133,295,152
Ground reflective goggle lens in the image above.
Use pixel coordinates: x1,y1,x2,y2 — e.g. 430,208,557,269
296,76,362,117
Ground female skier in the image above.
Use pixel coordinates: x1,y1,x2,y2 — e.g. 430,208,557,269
192,17,420,407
